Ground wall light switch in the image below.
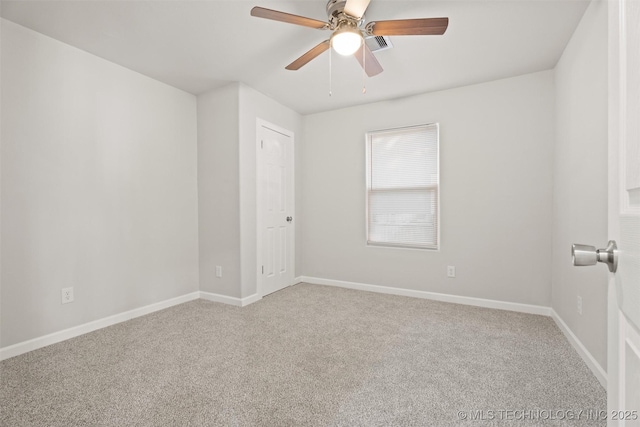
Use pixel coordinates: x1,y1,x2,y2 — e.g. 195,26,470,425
215,266,222,278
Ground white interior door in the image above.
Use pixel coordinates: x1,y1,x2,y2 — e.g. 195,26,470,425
258,122,294,297
608,0,640,424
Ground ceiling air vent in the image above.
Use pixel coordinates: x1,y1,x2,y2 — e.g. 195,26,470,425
365,35,393,52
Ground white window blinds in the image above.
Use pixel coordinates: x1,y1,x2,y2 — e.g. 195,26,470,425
366,124,439,249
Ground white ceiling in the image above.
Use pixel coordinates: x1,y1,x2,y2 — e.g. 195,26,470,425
0,0,589,115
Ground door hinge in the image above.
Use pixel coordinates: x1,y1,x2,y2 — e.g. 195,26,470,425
261,265,264,274
261,140,263,149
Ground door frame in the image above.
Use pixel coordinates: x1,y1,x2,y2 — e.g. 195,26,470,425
256,118,295,298
607,0,621,413
607,0,640,421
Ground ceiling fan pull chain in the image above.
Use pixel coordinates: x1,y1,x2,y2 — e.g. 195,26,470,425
362,44,367,94
329,46,333,97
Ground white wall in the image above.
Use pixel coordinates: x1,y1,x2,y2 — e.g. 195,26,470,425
552,0,608,371
198,83,301,299
197,83,241,298
0,20,199,348
299,71,555,306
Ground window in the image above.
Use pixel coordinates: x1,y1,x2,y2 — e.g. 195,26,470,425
366,124,439,250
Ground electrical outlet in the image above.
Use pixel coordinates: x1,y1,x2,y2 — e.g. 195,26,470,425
61,287,74,304
215,266,222,278
577,296,582,315
447,266,456,278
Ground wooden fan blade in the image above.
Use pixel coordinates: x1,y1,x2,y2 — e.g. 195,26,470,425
251,6,329,29
354,43,383,77
344,0,371,19
369,17,449,36
286,40,331,70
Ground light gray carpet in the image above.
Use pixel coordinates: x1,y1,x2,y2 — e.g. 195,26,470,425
1,283,606,426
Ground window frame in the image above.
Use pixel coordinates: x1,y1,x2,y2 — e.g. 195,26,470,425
365,123,440,251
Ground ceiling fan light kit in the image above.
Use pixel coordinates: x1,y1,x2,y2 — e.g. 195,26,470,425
331,22,363,56
251,0,448,82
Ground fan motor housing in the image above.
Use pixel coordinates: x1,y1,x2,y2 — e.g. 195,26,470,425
326,0,346,18
326,0,364,28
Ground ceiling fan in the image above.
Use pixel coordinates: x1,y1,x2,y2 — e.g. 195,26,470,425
250,0,449,77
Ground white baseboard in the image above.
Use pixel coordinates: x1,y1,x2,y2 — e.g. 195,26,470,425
298,276,551,316
551,309,607,389
240,293,262,307
199,291,261,307
0,292,200,361
199,291,243,306
1,289,263,361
